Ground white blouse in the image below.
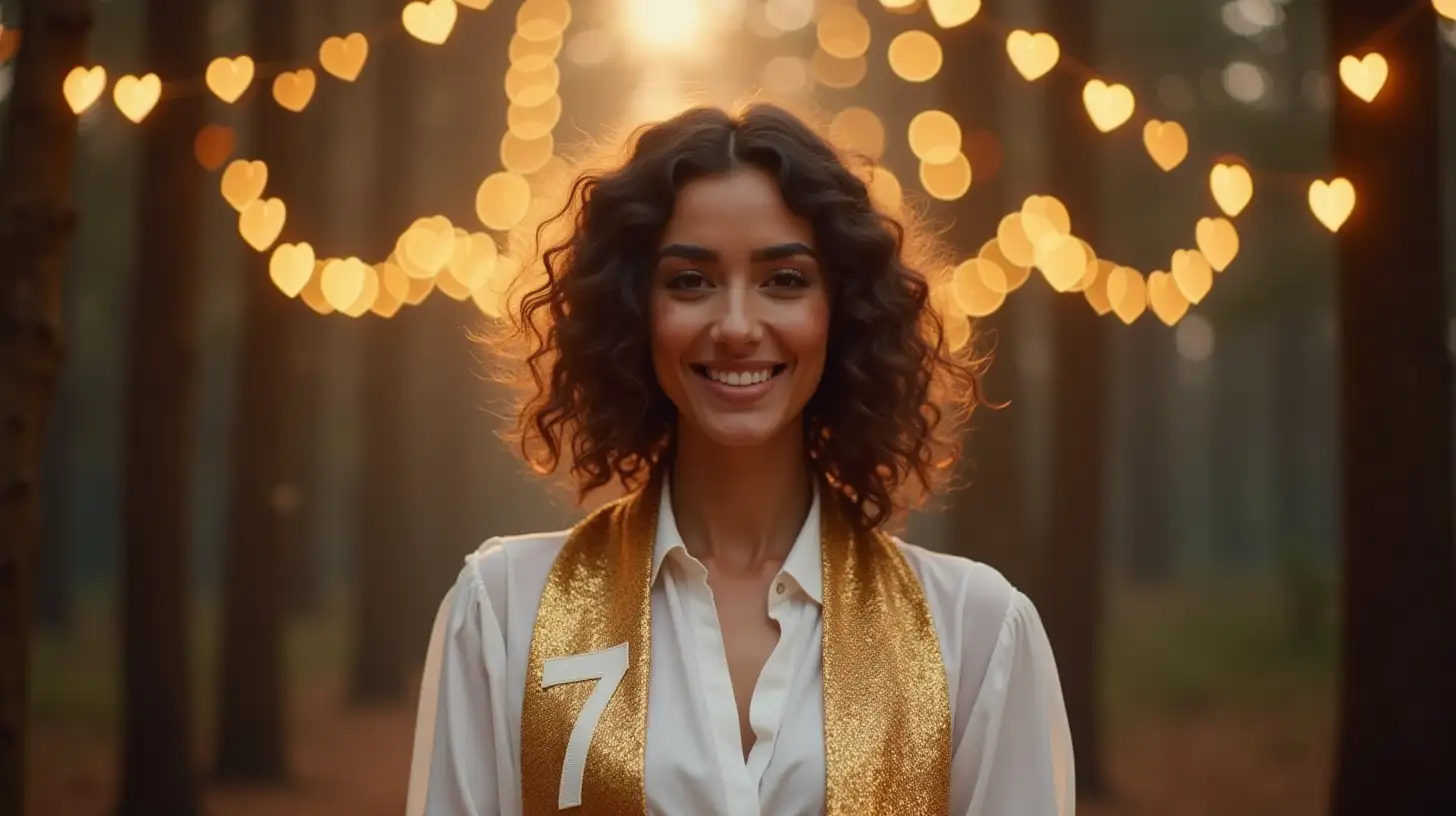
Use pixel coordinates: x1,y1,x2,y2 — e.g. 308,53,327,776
408,482,1075,816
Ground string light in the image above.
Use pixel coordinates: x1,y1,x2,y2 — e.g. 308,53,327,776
1309,178,1357,232
205,56,254,103
62,66,107,114
402,0,459,45
1005,30,1059,81
1337,53,1388,102
48,0,1437,323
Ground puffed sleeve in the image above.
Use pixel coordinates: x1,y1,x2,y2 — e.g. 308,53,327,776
407,557,518,816
953,590,1076,815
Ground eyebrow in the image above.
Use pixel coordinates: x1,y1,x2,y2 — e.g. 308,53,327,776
655,242,819,263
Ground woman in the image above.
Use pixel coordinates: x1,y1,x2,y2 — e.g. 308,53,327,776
408,104,1074,816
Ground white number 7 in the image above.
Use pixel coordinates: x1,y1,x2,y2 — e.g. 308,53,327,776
541,642,630,810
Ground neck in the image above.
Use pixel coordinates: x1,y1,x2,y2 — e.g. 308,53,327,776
668,420,813,576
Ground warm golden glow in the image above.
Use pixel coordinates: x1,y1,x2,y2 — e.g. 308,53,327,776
510,30,564,69
907,110,961,164
205,56,254,103
403,265,437,305
927,0,981,28
501,131,556,175
508,95,563,140
864,166,903,216
952,259,1007,317
1309,178,1356,232
1143,120,1189,171
1082,79,1135,132
319,33,369,81
1083,260,1115,315
221,159,267,212
321,258,370,313
269,243,314,298
448,230,498,291
1195,217,1239,271
377,261,412,305
887,31,942,82
1020,195,1072,247
816,5,872,60
505,61,562,107
622,0,702,53
476,172,533,231
113,73,162,123
1210,162,1254,217
342,261,381,317
194,125,235,170
1005,30,1058,81
978,238,1032,293
1066,238,1099,292
63,66,108,114
272,68,316,112
1034,233,1089,292
401,220,457,277
1170,249,1213,304
918,152,972,201
1147,271,1189,326
995,214,1036,269
828,107,885,161
1107,266,1148,324
762,56,811,97
402,0,459,45
1338,53,1388,103
239,198,286,252
518,0,573,42
300,262,336,315
811,48,867,89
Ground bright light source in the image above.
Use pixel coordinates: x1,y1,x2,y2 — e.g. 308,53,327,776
624,0,704,54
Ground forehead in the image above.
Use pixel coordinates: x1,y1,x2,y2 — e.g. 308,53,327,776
659,167,814,251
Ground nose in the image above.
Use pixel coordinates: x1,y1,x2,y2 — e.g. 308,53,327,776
708,281,763,348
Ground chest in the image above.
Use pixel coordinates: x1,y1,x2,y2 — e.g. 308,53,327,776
642,576,827,816
706,575,783,754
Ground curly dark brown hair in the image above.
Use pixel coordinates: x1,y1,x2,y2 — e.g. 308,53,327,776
490,103,988,531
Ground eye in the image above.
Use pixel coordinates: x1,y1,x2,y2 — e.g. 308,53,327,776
766,268,810,288
665,269,712,290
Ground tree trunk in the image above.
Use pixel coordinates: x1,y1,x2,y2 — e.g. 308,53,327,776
0,0,91,807
1040,0,1107,795
117,0,207,811
214,0,298,784
1329,1,1456,811
1122,319,1172,584
282,3,339,621
37,380,73,629
351,25,415,704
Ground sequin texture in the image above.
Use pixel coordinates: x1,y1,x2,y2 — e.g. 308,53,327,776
521,477,951,814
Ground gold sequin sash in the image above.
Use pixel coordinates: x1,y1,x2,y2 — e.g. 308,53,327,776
521,479,951,814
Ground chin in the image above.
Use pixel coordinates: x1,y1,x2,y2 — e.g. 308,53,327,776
689,412,793,449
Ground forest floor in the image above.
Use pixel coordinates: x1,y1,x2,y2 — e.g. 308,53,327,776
28,683,1332,816
28,574,1338,815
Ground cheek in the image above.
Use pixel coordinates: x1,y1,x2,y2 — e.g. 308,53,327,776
650,300,701,366
779,298,831,366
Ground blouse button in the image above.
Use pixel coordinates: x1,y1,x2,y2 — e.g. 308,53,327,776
776,582,786,595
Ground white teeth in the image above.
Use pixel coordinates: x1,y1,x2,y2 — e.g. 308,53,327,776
705,367,775,386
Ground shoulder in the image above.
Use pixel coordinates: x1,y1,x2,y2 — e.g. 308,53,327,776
457,529,572,629
889,537,1021,630
889,539,1053,725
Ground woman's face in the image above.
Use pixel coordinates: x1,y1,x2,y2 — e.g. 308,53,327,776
650,166,830,449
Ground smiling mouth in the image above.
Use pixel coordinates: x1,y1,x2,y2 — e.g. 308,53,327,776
690,364,788,387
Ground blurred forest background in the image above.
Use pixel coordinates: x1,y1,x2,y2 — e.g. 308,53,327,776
2,0,1454,814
